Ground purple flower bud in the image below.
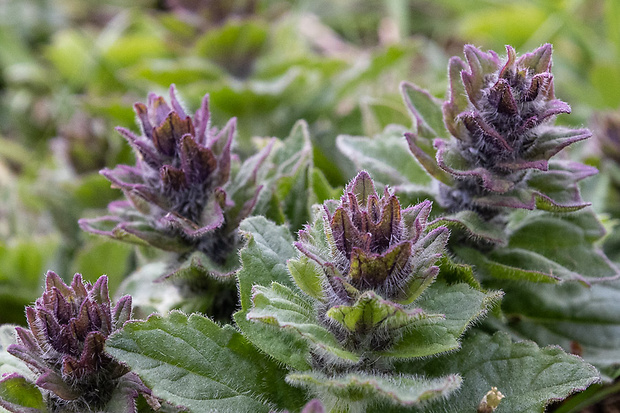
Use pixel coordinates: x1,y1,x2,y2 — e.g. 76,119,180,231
294,171,449,349
406,44,593,219
6,272,148,411
80,85,268,266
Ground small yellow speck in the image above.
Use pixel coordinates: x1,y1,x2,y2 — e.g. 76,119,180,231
477,387,505,413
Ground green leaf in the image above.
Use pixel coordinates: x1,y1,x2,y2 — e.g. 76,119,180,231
497,279,620,381
106,311,305,413
248,283,359,366
359,96,411,137
115,262,183,318
247,279,500,368
337,128,432,187
45,29,96,88
234,217,312,371
0,375,45,412
309,168,341,205
431,210,508,246
400,81,446,140
276,164,312,232
0,236,59,324
70,238,133,294
193,19,268,78
236,217,297,309
454,246,561,283
286,371,461,412
396,331,600,413
288,256,325,301
0,325,31,380
102,34,168,67
437,255,481,290
254,120,313,230
336,44,409,98
126,57,224,86
382,282,502,359
456,210,619,284
590,63,620,107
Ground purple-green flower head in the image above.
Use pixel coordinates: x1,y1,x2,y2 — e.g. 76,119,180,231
6,272,147,412
443,44,580,171
405,44,594,218
289,172,449,350
80,85,268,266
297,171,448,305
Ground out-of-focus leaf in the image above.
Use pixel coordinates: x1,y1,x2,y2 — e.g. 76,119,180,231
0,375,44,412
337,127,431,187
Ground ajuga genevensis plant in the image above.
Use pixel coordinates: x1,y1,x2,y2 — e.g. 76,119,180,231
1,43,616,413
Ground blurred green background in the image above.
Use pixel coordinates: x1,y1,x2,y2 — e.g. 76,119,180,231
0,0,618,325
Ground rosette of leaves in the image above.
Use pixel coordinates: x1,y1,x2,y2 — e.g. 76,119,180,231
406,43,594,221
79,85,268,275
0,271,153,413
239,171,502,411
290,171,453,358
390,45,620,383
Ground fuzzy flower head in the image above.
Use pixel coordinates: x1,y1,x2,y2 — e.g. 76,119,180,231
6,272,146,412
290,172,449,350
406,44,594,218
300,171,448,304
80,86,268,266
443,44,577,170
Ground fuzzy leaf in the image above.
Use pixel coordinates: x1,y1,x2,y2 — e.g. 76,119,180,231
337,128,432,187
396,332,600,413
497,279,620,381
469,161,596,213
248,283,359,366
269,120,314,231
381,282,502,359
286,371,461,412
276,164,312,232
400,81,446,140
454,246,561,284
254,120,313,226
309,168,341,205
430,210,508,246
106,311,305,413
237,217,298,308
79,215,192,253
436,255,481,290
0,326,31,379
287,256,325,301
0,374,44,412
234,217,311,371
455,210,619,284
